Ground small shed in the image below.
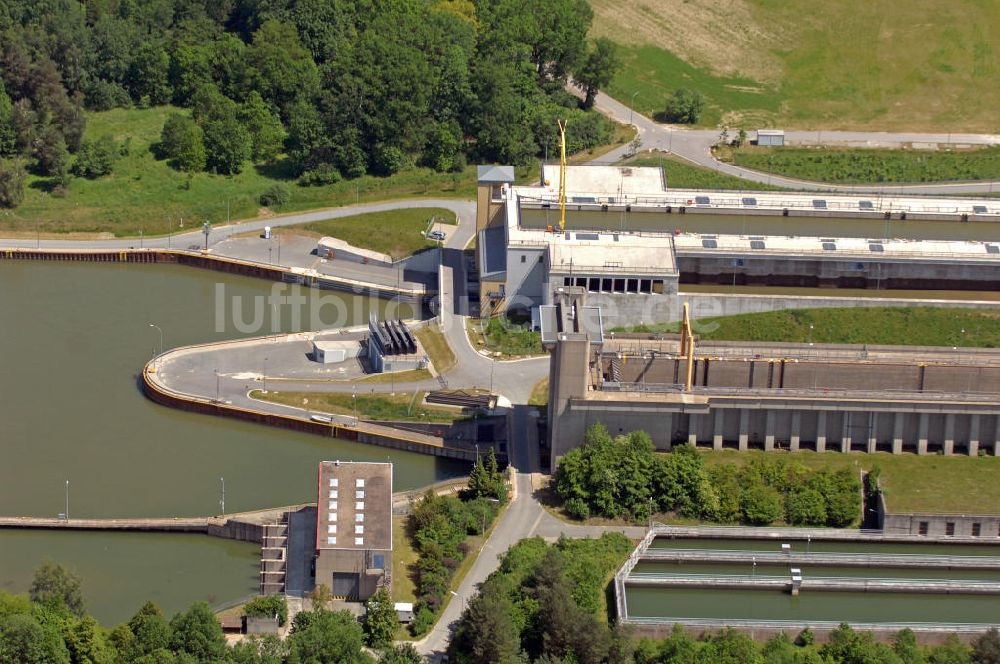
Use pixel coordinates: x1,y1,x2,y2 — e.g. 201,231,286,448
244,616,280,635
394,602,414,623
312,340,361,364
756,129,785,147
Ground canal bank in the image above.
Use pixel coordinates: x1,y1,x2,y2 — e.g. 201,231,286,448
0,262,468,623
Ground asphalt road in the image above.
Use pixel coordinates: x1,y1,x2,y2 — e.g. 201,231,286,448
0,199,476,250
587,91,1000,195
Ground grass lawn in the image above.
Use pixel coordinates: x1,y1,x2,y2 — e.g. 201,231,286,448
528,378,549,407
613,307,1000,348
250,389,464,423
466,317,543,358
414,326,456,374
622,151,781,190
594,0,1000,132
700,449,1000,514
605,43,782,129
355,369,432,384
271,207,455,260
1,106,556,237
391,515,417,604
727,146,1000,184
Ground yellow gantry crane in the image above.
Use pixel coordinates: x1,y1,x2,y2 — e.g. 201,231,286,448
679,302,696,391
557,119,568,232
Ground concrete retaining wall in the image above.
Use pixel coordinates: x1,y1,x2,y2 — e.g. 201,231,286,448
0,248,427,305
883,513,1000,539
142,364,476,461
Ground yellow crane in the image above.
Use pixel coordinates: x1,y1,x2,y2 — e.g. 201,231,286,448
679,302,695,391
557,119,567,232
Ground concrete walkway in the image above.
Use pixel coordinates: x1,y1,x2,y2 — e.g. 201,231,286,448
586,90,1000,196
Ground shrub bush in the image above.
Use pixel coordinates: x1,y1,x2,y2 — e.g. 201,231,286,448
243,594,287,626
259,184,291,207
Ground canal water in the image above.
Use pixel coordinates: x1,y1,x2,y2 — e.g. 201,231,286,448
0,261,465,624
521,208,1000,242
680,283,1000,301
630,538,1000,624
625,587,999,623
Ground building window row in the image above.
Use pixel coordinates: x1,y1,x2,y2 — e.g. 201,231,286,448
561,276,665,294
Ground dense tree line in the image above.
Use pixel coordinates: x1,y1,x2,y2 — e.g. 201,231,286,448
631,624,1000,664
0,0,621,206
407,489,503,636
446,536,1000,664
555,424,861,526
0,561,423,663
447,533,634,664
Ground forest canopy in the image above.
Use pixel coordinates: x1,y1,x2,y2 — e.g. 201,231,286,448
0,0,618,195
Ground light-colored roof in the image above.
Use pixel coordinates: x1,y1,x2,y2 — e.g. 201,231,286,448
548,236,676,276
535,165,665,198
477,165,516,183
757,129,785,136
313,340,360,352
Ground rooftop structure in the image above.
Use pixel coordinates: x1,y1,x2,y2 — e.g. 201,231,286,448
315,461,392,601
476,164,1000,324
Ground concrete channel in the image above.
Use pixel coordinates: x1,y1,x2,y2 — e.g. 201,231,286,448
614,527,1000,640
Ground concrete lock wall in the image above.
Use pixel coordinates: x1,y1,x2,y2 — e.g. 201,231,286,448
883,513,1000,538
560,401,1000,458
676,256,1000,290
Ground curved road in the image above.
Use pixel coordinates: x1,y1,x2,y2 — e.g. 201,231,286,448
0,198,476,251
588,91,1000,195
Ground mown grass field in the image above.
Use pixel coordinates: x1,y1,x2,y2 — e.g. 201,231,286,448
728,146,1000,184
701,449,1000,514
414,326,457,374
251,389,462,423
1,106,511,237
466,317,543,358
623,151,781,190
614,307,1000,348
595,0,1000,132
273,207,455,259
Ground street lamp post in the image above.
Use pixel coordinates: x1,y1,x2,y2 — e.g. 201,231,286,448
149,323,164,355
489,358,495,394
202,220,211,250
65,480,70,520
629,90,640,125
215,369,220,402
220,477,225,515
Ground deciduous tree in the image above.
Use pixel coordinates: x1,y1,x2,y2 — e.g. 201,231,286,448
574,38,621,110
